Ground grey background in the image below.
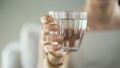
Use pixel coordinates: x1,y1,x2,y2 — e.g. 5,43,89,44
0,0,85,67
72,31,120,68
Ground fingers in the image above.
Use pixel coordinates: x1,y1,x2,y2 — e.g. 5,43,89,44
53,44,62,51
43,39,64,57
40,15,68,59
43,24,60,31
52,35,64,42
44,42,62,51
41,15,60,31
40,15,54,24
44,42,63,55
40,15,63,52
43,34,64,58
43,35,64,42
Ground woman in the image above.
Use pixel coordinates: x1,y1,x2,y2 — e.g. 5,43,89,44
85,0,120,30
38,0,120,68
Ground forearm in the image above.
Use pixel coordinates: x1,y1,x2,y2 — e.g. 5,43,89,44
47,53,70,68
43,57,64,68
38,36,70,68
37,47,65,68
38,53,70,68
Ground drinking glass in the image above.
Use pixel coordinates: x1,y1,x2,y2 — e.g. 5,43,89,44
48,11,87,52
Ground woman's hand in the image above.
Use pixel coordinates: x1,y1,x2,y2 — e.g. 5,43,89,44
40,15,89,68
40,15,70,68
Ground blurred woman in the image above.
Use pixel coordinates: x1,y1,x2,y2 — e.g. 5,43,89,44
38,0,120,68
84,0,120,30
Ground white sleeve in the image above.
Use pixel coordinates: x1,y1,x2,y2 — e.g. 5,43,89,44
1,42,21,68
20,23,41,68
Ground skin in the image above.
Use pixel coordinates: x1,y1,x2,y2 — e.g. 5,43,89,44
38,0,120,68
38,15,89,68
85,0,120,30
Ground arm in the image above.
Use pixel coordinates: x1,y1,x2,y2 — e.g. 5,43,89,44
37,15,89,68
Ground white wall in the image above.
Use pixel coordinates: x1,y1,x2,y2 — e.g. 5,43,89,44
0,0,85,67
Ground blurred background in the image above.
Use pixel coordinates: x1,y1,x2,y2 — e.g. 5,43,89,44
0,0,85,67
0,0,120,68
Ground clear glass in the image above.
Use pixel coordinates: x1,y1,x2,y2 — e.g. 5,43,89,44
48,11,87,52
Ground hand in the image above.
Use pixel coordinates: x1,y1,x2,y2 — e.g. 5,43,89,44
40,15,89,67
40,15,70,67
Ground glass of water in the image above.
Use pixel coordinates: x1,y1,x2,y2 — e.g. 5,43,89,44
48,11,87,52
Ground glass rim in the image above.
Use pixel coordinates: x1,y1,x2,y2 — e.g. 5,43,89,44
49,11,87,12
49,11,87,20
53,17,87,20
49,11,87,15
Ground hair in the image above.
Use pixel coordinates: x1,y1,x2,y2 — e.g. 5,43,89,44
119,1,120,5
119,0,120,5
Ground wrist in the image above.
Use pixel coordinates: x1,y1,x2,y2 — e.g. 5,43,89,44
46,53,65,66
46,56,63,68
